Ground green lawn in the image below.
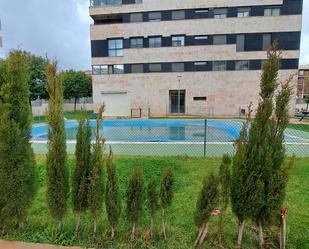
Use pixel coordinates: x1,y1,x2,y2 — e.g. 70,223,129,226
1,156,308,249
32,111,94,124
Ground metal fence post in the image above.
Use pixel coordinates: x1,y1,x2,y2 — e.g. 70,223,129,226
204,119,207,157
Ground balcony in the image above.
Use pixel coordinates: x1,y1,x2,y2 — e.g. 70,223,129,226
90,0,122,8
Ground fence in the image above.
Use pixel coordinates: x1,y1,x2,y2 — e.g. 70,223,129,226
31,118,309,157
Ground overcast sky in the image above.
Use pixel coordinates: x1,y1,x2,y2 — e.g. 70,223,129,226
0,0,308,70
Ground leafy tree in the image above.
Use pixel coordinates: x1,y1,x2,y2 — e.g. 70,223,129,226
194,173,219,248
62,70,92,111
126,168,144,240
160,167,175,239
147,177,159,238
88,104,105,234
0,51,38,229
105,148,121,239
217,154,231,242
46,61,69,230
72,115,91,233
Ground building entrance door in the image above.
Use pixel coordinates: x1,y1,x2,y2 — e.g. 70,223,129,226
169,90,185,114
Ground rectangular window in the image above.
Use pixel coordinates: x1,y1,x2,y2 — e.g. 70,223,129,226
101,65,108,74
194,36,208,40
263,34,271,51
134,0,142,3
236,34,245,52
237,7,251,17
172,10,185,20
213,35,227,45
172,63,184,72
130,13,143,22
264,7,280,16
130,37,143,48
131,64,144,73
149,37,162,47
213,61,227,71
92,65,101,75
193,97,207,101
235,60,249,70
194,62,207,66
108,39,123,57
108,65,113,74
149,63,162,72
214,8,227,19
148,12,161,22
113,64,124,74
172,36,185,47
195,9,209,13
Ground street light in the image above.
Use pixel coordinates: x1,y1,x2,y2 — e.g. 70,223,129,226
177,75,182,114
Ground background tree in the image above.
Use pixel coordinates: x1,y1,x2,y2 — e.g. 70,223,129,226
217,154,231,242
126,168,144,240
72,116,91,233
0,51,38,229
147,176,159,238
62,70,92,112
88,104,105,234
46,61,69,230
105,148,121,239
194,173,219,247
160,167,175,239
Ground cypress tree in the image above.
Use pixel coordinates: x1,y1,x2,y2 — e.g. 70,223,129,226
160,167,175,239
217,154,231,242
147,176,159,238
46,61,69,229
0,51,38,229
126,168,144,240
194,173,219,247
105,148,121,239
72,116,91,233
88,105,105,234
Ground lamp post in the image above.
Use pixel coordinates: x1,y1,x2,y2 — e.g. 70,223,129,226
177,75,182,114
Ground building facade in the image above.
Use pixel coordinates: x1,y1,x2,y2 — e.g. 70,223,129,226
89,0,303,117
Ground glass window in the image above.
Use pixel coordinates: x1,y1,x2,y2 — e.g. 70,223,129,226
130,38,143,48
236,35,245,52
130,13,143,22
194,36,208,40
213,61,227,71
114,64,124,74
92,65,101,75
214,8,227,19
148,12,161,22
149,37,162,47
237,7,251,17
263,34,271,51
264,7,280,16
172,36,185,47
194,62,207,66
149,63,162,72
193,97,207,101
172,10,185,20
134,0,142,3
299,70,304,76
172,63,184,72
131,64,144,73
108,39,123,57
101,65,108,74
213,35,227,45
236,60,249,70
108,65,113,74
195,9,209,13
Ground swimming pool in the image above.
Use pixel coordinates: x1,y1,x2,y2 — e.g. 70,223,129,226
31,119,305,143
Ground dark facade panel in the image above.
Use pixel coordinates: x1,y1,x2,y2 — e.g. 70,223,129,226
124,64,131,73
162,63,171,72
123,39,130,49
122,0,136,4
162,37,171,47
249,60,262,70
245,34,263,51
251,6,264,16
227,7,238,17
281,59,299,69
281,0,303,15
227,35,236,44
227,61,235,71
122,13,130,23
162,10,171,21
91,40,108,57
272,32,301,50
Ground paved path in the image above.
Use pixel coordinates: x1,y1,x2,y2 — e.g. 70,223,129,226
0,240,89,249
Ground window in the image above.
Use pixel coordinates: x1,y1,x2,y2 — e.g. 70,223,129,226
195,9,209,13
193,97,207,101
172,36,185,47
299,70,304,76
213,35,227,45
235,60,249,70
214,8,227,19
172,63,184,72
148,12,161,22
149,37,162,47
131,64,144,73
264,7,280,16
213,61,227,71
130,13,143,22
113,64,124,74
194,62,207,66
108,39,123,57
262,34,271,51
92,65,101,75
130,38,143,48
236,35,245,51
149,63,162,72
101,65,108,74
134,0,142,3
194,36,208,40
237,7,250,17
172,10,185,20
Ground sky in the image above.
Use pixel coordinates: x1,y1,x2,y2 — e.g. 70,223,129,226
0,0,308,71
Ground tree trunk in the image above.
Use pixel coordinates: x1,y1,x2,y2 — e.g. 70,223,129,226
93,219,97,235
280,215,286,249
111,226,115,240
217,214,223,243
74,97,78,112
131,222,136,240
258,220,265,249
150,217,154,238
194,223,205,248
75,212,81,233
198,222,209,247
237,220,245,247
162,209,167,239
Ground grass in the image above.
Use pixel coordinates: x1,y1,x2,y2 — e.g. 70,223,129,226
32,111,93,124
288,124,309,132
0,155,308,249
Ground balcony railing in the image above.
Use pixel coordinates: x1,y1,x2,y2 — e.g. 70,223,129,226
90,0,122,7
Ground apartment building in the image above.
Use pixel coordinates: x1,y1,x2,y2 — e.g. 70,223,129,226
89,0,303,117
297,65,309,100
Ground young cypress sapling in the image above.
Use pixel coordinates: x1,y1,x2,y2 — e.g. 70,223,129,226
147,176,159,238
